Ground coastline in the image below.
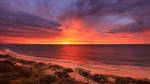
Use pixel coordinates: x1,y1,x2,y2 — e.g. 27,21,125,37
1,48,150,79
0,48,150,84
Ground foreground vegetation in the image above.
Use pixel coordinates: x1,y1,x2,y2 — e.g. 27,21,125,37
0,54,150,84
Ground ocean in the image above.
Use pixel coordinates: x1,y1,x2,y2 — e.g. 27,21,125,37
0,44,150,67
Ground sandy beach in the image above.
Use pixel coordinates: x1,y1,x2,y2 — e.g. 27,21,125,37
1,48,150,79
1,48,150,84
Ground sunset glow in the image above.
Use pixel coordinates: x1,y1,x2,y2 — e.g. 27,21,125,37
0,0,150,44
1,0,150,82
60,42,72,44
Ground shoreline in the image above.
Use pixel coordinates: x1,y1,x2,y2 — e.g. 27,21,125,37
0,48,150,79
0,48,150,84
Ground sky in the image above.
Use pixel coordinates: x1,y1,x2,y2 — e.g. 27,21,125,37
0,0,150,44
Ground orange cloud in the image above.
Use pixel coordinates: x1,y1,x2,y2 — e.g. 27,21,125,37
1,19,150,44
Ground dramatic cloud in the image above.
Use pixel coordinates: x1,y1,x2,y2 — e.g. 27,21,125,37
60,0,150,33
0,1,62,42
0,0,150,44
0,7,61,31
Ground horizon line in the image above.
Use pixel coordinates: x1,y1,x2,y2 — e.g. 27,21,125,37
0,44,150,45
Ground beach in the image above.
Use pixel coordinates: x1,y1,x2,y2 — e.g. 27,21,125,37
0,45,150,78
0,48,150,84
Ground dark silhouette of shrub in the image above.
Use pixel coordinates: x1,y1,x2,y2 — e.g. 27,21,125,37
0,60,32,78
91,74,108,83
55,71,70,79
135,79,150,84
20,78,38,84
114,76,150,84
17,59,36,65
0,78,11,84
0,60,14,65
34,62,46,68
0,55,10,58
63,68,73,73
77,68,91,77
61,78,84,84
0,72,21,80
39,75,58,84
0,60,14,73
7,56,18,62
18,67,32,77
49,64,63,70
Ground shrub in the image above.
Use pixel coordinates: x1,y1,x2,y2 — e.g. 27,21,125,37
49,64,63,70
34,62,46,68
21,75,58,84
55,71,70,79
17,67,32,77
60,78,84,84
39,75,58,84
63,68,73,73
0,72,21,80
20,78,38,84
8,56,18,61
0,60,32,83
47,63,52,65
77,68,91,77
135,79,150,84
91,74,108,83
113,76,136,84
0,55,10,58
0,60,32,78
17,59,36,65
0,60,14,65
0,78,11,84
0,60,14,73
